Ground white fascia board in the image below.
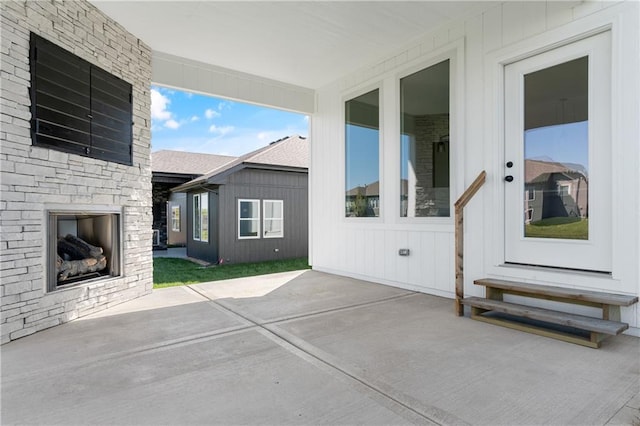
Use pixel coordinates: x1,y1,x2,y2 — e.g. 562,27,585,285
152,51,315,114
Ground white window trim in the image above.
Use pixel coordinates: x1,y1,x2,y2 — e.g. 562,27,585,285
193,194,201,241
238,199,260,240
193,193,209,243
263,199,284,239
342,83,384,222
171,205,180,232
395,43,462,225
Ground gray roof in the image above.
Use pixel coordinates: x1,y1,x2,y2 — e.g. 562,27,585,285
346,180,408,197
173,135,309,191
151,150,237,175
529,171,587,184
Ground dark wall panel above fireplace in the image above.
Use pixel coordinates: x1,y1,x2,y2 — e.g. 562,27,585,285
30,33,133,166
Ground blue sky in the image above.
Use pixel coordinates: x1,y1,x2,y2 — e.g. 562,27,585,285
525,121,588,172
345,125,379,190
150,85,309,156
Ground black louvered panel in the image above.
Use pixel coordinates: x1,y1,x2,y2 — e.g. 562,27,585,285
30,32,133,166
91,66,132,112
91,67,132,166
32,34,91,154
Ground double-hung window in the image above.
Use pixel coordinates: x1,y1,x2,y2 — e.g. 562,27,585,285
193,193,208,242
238,199,260,239
263,200,283,238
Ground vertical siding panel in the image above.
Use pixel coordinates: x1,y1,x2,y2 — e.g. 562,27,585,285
422,232,437,290
448,20,465,42
483,4,503,52
502,2,547,46
371,230,385,279
407,231,422,287
434,232,451,292
571,1,605,20
383,230,396,282
546,1,576,30
395,230,409,285
433,26,449,49
464,12,486,297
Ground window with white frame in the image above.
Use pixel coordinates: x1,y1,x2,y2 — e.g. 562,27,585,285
193,193,208,242
171,205,180,232
400,59,450,218
345,89,380,218
263,200,283,238
238,199,260,239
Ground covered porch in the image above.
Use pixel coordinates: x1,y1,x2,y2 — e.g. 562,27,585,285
2,270,638,425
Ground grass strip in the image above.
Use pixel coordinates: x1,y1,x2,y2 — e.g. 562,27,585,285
154,257,310,288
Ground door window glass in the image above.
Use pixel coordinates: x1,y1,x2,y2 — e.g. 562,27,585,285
523,57,589,240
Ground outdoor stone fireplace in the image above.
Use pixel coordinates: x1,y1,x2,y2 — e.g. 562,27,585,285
48,210,122,292
1,1,153,343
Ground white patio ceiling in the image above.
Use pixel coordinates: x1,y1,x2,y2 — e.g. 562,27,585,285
90,1,493,90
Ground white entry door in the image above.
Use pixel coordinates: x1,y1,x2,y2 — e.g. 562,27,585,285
504,32,612,273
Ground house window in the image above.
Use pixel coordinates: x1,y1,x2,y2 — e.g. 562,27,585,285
193,193,208,242
345,89,380,217
29,33,133,165
400,59,450,218
527,189,535,201
263,200,283,238
558,184,570,196
171,205,180,232
238,199,260,239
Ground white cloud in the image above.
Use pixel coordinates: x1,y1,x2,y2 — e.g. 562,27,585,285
190,116,199,122
205,108,220,119
150,89,172,121
209,124,234,136
164,119,180,129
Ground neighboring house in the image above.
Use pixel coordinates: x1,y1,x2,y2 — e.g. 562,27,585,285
346,181,380,217
523,159,588,224
172,135,309,265
151,151,236,249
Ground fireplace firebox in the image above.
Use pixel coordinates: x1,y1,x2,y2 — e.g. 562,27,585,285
48,210,122,292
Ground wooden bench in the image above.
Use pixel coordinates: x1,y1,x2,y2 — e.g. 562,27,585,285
461,279,638,348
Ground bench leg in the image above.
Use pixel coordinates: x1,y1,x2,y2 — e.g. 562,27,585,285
486,287,503,301
602,305,620,322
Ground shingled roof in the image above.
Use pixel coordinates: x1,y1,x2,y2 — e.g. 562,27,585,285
151,150,236,175
173,135,308,191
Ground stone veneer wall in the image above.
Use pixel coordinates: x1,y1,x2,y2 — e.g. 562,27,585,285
0,0,152,343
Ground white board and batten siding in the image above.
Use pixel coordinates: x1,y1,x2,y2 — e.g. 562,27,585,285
310,1,640,331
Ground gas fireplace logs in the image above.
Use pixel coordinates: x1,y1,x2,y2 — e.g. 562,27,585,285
56,234,107,281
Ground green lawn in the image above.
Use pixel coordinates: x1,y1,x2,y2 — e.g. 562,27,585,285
153,257,311,289
525,218,588,240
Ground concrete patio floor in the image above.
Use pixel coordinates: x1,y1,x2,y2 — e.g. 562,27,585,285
2,270,639,425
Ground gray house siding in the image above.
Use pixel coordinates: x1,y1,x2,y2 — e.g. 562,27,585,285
218,169,308,264
186,191,219,264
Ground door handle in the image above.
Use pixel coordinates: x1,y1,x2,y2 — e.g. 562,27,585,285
504,175,514,182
